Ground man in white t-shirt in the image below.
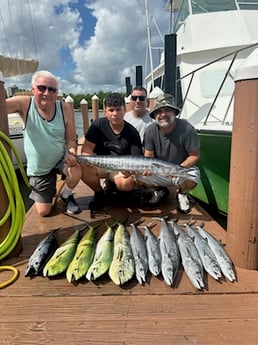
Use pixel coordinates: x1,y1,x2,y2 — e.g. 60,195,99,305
124,86,169,205
124,86,154,143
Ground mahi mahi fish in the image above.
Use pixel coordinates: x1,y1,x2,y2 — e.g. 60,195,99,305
86,222,115,281
129,223,148,284
66,225,96,283
171,221,204,290
184,223,222,281
196,225,236,282
143,225,161,276
71,153,199,180
25,228,59,277
43,229,81,277
109,223,135,285
156,217,180,286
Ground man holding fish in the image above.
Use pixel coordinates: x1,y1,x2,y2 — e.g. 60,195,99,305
6,70,82,216
143,94,200,213
81,92,143,210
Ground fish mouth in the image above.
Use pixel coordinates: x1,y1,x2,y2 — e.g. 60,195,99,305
25,266,37,277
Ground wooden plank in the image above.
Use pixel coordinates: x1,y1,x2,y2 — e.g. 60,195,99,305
1,295,258,344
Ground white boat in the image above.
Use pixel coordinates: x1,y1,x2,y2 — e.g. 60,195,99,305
8,112,26,169
0,55,38,169
145,0,258,215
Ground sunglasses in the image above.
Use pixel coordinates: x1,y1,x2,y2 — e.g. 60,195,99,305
131,95,146,101
36,85,58,93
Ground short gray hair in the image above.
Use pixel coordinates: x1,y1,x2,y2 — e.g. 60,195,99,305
31,70,58,88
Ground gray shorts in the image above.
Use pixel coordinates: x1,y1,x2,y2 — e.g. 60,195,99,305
29,160,65,203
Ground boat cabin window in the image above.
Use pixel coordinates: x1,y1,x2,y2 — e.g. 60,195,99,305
192,0,237,14
238,0,258,10
174,0,258,32
199,70,234,98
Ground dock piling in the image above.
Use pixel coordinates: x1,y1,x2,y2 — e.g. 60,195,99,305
227,49,258,269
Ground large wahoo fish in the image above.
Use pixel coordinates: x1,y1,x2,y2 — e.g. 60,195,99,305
71,153,200,182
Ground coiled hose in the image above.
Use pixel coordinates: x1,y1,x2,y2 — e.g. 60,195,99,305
0,129,30,287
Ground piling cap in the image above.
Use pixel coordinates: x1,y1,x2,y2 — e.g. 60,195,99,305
149,94,181,118
234,48,258,82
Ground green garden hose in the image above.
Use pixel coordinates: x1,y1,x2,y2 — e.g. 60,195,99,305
0,129,30,261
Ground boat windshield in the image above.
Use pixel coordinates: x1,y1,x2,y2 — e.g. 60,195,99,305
174,0,258,32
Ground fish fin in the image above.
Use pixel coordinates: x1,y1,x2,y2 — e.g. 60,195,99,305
53,247,67,259
186,247,195,259
93,250,103,262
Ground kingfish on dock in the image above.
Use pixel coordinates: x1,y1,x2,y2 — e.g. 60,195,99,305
129,222,148,284
143,225,161,276
171,221,204,290
196,225,236,282
157,217,180,286
184,223,222,281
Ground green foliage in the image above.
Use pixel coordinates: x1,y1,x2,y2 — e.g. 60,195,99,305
9,87,126,110
64,91,126,109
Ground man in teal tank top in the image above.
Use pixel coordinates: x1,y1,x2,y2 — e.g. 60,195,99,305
6,70,82,216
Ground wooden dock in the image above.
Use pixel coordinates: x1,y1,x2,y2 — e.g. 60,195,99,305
1,181,258,345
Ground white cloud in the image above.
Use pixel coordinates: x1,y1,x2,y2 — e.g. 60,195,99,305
0,0,169,94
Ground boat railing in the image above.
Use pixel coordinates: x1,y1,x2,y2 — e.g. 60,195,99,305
178,42,258,125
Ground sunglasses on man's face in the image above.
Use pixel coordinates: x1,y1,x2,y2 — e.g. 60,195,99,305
131,95,146,101
35,85,58,93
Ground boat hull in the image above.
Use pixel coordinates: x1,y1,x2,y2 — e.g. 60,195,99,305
190,130,231,215
8,113,26,169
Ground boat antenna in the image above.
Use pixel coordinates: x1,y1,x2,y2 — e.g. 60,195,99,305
167,0,174,34
144,0,154,91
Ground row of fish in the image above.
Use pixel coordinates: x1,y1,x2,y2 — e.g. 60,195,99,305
25,221,134,285
25,218,236,289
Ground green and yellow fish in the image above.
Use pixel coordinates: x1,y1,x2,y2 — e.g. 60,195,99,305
43,229,81,277
86,223,115,281
66,226,96,283
109,223,135,285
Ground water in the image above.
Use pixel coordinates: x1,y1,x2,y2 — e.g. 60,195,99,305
74,110,86,139
74,110,104,139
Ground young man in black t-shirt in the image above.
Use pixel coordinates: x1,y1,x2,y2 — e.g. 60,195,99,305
81,92,143,210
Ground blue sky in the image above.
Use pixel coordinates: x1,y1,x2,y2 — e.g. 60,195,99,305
0,0,169,94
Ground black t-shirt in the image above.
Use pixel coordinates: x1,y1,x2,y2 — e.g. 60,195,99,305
85,117,143,156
